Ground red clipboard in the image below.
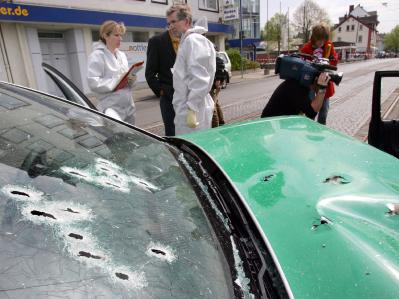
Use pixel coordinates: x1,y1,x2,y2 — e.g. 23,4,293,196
113,61,144,91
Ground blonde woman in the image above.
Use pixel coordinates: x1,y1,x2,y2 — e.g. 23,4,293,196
87,20,136,124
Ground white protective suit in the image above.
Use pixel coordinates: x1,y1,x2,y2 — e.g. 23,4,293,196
172,20,216,135
87,42,136,124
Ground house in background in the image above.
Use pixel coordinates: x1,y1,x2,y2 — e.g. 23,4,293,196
332,4,379,59
223,0,260,60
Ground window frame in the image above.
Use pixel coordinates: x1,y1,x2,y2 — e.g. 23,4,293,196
151,0,168,4
198,0,219,13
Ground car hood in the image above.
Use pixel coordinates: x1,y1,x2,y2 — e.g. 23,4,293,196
179,116,399,298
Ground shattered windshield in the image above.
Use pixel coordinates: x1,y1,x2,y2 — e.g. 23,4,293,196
0,85,234,298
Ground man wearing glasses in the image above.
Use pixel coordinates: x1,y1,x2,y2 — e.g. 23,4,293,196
169,4,216,135
145,6,181,136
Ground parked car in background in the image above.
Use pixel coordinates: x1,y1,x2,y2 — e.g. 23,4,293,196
217,51,232,89
376,51,386,58
0,65,398,298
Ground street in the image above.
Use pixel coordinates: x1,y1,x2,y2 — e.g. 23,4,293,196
137,58,399,137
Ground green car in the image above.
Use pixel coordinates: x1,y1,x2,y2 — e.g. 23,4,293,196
0,68,397,298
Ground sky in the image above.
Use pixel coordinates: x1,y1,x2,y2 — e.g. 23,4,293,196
259,0,399,33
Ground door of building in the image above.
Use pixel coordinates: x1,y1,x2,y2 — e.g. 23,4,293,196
39,32,72,98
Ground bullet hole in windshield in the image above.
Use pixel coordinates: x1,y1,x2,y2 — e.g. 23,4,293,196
11,190,30,197
151,248,166,256
31,210,56,220
78,251,102,259
69,171,87,178
323,175,350,184
115,272,129,280
385,203,399,216
64,208,80,214
312,216,331,230
68,233,83,240
105,182,120,189
146,243,177,263
140,181,149,187
263,174,275,182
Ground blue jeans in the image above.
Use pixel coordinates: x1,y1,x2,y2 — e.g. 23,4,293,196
309,90,329,125
317,99,329,125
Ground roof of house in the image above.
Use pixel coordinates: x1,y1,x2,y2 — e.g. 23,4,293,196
333,15,378,32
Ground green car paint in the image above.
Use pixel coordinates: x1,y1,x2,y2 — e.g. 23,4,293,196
180,116,399,298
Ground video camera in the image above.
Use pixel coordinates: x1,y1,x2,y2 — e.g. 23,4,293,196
215,56,227,82
275,54,343,88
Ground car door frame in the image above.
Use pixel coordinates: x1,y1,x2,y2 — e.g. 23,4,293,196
368,70,399,158
42,62,97,110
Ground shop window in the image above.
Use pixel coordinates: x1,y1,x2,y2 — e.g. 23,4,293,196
123,32,134,42
199,0,219,12
207,36,216,43
92,30,100,42
132,32,149,42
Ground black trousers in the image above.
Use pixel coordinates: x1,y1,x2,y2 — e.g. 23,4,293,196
160,94,175,136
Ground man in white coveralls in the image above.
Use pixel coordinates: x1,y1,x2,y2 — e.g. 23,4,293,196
169,4,216,135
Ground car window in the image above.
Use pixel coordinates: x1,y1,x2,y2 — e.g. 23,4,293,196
217,52,229,64
0,84,235,298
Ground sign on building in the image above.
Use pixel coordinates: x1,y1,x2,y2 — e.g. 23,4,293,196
120,42,148,83
224,7,239,21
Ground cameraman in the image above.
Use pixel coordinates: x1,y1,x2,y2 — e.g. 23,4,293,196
261,72,330,119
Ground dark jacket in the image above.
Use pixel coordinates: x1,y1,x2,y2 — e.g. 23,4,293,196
261,79,317,119
145,31,176,98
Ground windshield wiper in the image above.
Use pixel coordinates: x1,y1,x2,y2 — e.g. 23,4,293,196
169,138,289,299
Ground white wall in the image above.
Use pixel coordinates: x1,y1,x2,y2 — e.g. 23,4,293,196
333,18,369,50
65,29,90,93
0,23,30,86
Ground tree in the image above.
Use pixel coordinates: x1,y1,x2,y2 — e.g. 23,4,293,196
384,25,399,55
293,0,330,43
264,13,288,54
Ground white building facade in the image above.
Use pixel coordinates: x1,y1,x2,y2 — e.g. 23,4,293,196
332,5,378,56
0,0,231,96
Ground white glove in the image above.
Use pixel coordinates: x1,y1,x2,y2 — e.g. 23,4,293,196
186,109,199,128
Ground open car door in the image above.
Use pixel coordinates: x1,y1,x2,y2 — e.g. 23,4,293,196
368,71,399,158
42,62,97,110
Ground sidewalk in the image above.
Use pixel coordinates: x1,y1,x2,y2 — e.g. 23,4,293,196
133,68,271,102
